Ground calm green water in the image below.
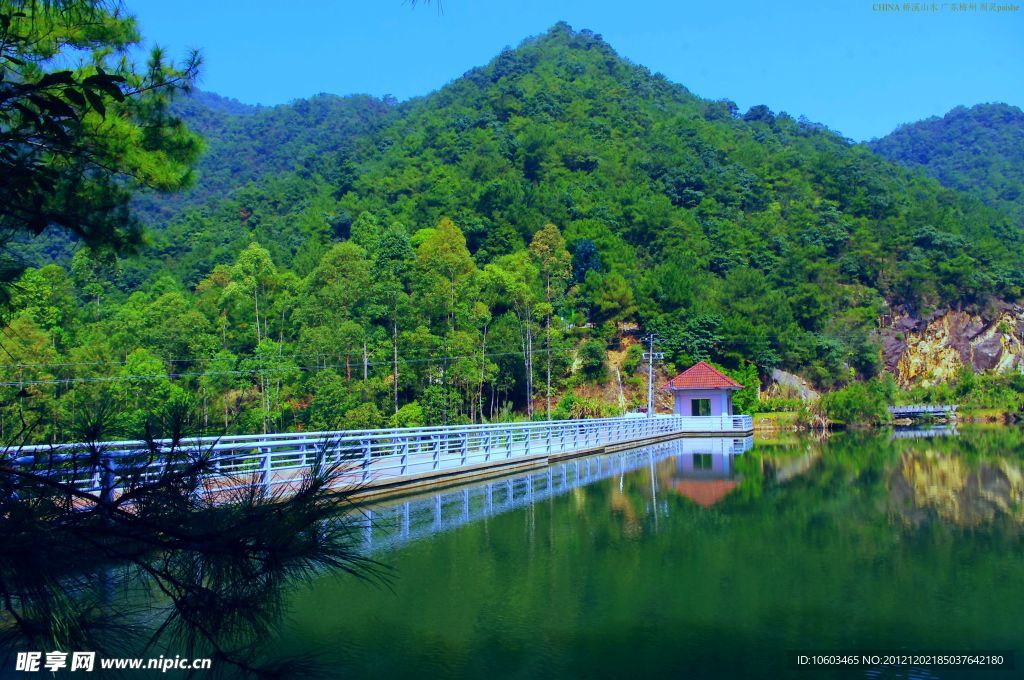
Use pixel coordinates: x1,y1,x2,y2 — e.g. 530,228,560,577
274,427,1024,679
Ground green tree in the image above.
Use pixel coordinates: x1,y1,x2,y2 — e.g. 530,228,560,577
223,243,278,347
415,217,476,332
583,271,636,326
342,402,384,430
239,339,299,433
69,248,118,316
529,223,571,418
0,315,60,442
0,0,201,278
483,252,540,417
579,339,609,384
6,264,77,346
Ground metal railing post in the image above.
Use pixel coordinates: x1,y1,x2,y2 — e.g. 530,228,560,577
362,439,372,482
262,449,272,491
99,454,116,504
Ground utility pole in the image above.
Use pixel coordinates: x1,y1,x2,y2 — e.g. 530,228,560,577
642,334,664,418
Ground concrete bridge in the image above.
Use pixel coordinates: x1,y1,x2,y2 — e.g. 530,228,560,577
8,414,754,502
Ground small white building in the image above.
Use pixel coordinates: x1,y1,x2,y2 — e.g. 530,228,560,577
664,361,743,417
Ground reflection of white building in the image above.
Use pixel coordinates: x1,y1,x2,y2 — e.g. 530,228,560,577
671,436,754,457
660,437,754,507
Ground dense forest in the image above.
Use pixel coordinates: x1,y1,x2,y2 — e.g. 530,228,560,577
4,23,1023,443
870,103,1024,226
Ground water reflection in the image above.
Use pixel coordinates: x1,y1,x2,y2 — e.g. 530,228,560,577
271,428,1024,679
892,448,1024,527
360,436,755,553
892,424,960,439
658,452,738,507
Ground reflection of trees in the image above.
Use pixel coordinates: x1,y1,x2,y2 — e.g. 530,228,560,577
753,428,1024,531
270,428,1024,677
0,415,379,677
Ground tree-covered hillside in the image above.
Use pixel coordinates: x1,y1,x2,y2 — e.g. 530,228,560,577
133,91,395,223
4,23,1023,443
870,103,1024,225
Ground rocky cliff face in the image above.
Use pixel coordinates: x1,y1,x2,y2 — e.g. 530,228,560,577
883,306,1024,386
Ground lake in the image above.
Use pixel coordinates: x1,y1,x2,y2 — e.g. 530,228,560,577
269,426,1024,679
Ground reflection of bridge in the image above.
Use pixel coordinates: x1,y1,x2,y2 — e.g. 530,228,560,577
358,436,754,553
891,424,959,440
888,404,958,419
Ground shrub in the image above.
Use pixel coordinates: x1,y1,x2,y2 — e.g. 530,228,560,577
817,377,893,426
342,403,384,430
622,344,644,374
554,393,620,419
390,401,424,428
579,340,610,384
722,362,760,414
752,397,804,414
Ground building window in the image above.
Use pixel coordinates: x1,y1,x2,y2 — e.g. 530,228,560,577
691,398,711,416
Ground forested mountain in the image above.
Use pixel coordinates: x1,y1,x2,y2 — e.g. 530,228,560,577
4,23,1023,442
133,91,396,223
870,103,1024,225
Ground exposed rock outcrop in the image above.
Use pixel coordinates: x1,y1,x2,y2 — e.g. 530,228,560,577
765,369,819,400
883,306,1024,386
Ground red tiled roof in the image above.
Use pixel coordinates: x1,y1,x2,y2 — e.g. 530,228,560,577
670,480,738,508
664,361,742,390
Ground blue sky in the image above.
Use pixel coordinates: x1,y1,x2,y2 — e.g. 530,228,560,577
126,0,1023,141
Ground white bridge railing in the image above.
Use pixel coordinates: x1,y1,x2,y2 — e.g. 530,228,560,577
7,414,753,498
887,404,958,416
